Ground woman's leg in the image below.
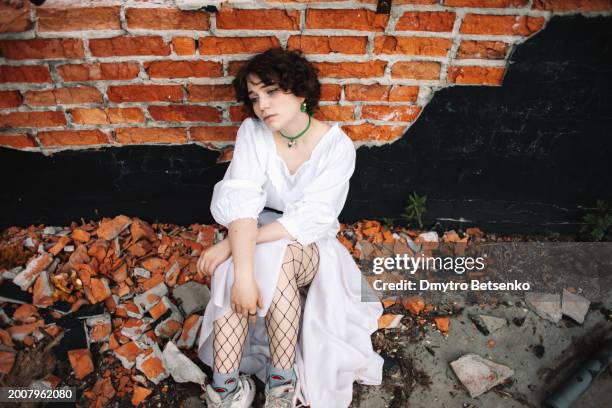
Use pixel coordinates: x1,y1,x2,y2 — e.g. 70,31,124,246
265,241,320,387
211,311,248,397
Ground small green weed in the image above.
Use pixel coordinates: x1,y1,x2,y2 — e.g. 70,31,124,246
581,200,612,241
401,192,427,229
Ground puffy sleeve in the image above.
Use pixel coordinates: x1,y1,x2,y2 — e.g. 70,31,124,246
210,118,268,228
277,135,356,246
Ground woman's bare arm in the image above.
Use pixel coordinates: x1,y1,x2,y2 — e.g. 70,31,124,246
228,218,258,279
255,220,296,243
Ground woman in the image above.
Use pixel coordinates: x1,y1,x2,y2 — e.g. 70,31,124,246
196,48,383,408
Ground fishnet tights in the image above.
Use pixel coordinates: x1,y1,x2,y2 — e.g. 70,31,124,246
213,242,320,373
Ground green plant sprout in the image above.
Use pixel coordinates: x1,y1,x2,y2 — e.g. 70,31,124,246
401,192,427,229
581,200,612,241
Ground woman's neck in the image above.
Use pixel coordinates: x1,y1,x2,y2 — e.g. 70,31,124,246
278,112,311,137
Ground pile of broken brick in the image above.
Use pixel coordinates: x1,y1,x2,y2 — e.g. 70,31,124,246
1,216,456,405
0,215,215,406
1,216,595,404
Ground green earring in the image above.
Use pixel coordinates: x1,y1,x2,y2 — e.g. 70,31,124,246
300,102,307,113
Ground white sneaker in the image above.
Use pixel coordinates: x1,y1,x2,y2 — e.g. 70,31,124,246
264,379,299,408
204,375,256,408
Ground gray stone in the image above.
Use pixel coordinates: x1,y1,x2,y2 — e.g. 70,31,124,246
3,266,23,280
479,315,507,334
562,289,590,324
43,226,57,235
173,281,210,316
162,341,207,384
86,313,112,344
418,231,439,243
134,282,168,312
450,354,514,398
133,267,151,279
355,240,374,261
525,292,562,323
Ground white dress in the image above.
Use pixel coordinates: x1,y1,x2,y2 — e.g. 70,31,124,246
197,117,383,408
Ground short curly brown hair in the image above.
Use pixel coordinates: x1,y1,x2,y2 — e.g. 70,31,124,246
232,48,321,119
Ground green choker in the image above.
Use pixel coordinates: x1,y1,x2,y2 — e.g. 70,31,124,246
279,115,311,149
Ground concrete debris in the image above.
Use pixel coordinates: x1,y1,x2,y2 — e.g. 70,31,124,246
114,341,143,369
173,281,211,315
136,344,169,384
33,271,54,308
480,315,507,333
133,282,168,313
450,353,514,398
418,231,439,242
3,266,23,280
525,292,562,323
162,341,207,384
121,318,152,342
43,226,57,235
176,315,203,349
86,313,112,343
133,267,151,279
561,289,590,324
13,253,53,291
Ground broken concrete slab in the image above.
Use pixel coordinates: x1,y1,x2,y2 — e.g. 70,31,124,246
136,344,168,385
479,315,507,334
2,266,23,280
172,281,210,316
525,292,562,323
86,313,112,343
33,271,54,308
155,297,184,339
176,315,203,349
562,289,590,324
133,282,168,313
450,353,514,398
114,341,143,369
164,261,181,287
13,253,53,291
121,318,152,342
470,314,507,335
162,341,207,384
149,296,173,321
155,318,183,339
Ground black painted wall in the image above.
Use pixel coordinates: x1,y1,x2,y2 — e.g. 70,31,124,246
1,16,611,234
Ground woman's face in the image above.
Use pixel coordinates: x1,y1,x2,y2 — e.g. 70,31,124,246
246,73,305,131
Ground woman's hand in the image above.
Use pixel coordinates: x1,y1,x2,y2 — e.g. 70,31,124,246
231,275,263,324
196,238,231,278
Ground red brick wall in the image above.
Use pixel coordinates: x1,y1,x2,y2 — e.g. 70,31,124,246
1,0,610,155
